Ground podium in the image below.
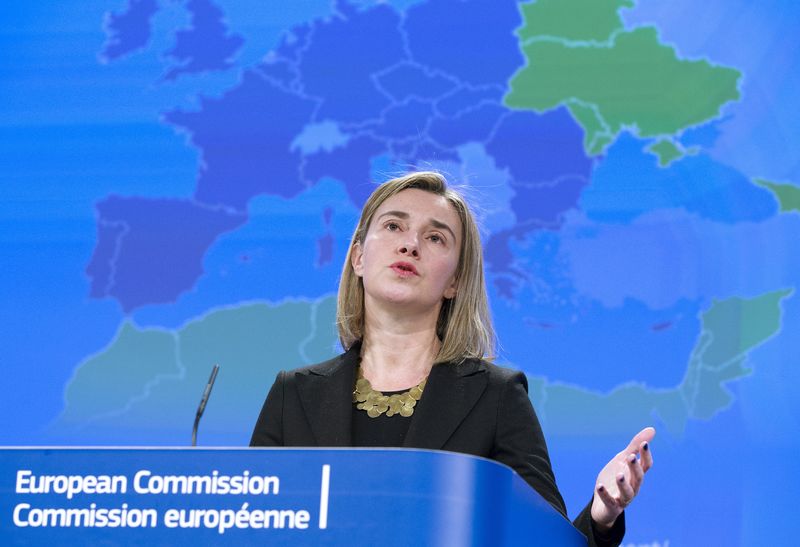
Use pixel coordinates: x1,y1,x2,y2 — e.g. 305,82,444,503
1,448,587,546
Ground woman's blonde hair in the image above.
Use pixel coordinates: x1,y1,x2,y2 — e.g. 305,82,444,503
337,171,495,363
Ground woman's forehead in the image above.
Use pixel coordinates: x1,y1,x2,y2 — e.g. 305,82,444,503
374,188,461,227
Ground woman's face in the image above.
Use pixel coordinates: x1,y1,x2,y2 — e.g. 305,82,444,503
352,188,462,315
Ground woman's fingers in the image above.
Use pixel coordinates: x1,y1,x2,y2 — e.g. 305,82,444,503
616,472,635,506
593,428,655,521
627,453,644,492
640,440,653,472
623,427,656,454
595,482,620,511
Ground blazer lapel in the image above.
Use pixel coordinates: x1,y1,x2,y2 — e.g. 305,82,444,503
404,359,488,450
295,347,359,447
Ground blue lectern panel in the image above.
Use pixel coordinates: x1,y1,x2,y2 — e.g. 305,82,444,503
0,448,586,546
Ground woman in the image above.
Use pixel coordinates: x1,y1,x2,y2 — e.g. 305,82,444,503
251,172,654,546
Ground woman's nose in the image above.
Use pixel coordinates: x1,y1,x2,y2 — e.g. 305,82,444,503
398,236,419,257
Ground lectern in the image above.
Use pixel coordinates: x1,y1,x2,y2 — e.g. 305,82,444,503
1,447,587,545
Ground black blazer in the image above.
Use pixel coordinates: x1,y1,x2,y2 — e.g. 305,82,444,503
250,345,623,546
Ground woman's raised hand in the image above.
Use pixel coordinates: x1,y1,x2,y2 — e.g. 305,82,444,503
590,427,656,529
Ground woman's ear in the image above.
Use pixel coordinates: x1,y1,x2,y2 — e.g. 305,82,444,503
351,242,364,277
443,278,457,299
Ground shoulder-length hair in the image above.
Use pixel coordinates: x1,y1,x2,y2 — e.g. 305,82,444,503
337,171,495,363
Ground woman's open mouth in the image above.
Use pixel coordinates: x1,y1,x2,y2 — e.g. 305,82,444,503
390,262,418,276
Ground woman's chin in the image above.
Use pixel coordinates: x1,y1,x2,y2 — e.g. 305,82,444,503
372,290,436,310
381,292,418,306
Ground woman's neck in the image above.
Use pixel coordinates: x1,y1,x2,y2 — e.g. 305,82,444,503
360,324,440,392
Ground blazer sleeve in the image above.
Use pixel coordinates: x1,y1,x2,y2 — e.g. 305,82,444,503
492,370,625,547
249,371,285,446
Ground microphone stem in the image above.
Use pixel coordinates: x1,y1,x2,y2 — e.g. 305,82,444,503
192,364,219,447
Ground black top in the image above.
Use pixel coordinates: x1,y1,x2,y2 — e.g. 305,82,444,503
351,389,413,447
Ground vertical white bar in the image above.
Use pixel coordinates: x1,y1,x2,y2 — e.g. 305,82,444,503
318,464,330,529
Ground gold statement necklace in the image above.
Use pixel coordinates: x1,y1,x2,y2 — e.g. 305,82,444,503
353,368,426,418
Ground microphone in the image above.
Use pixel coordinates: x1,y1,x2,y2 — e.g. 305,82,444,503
192,364,220,447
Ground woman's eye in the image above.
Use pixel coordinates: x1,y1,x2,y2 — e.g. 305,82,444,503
386,222,399,231
429,234,443,244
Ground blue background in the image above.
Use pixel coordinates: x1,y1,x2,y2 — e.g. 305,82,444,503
1,1,798,544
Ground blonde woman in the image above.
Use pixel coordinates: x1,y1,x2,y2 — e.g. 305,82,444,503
251,172,654,546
